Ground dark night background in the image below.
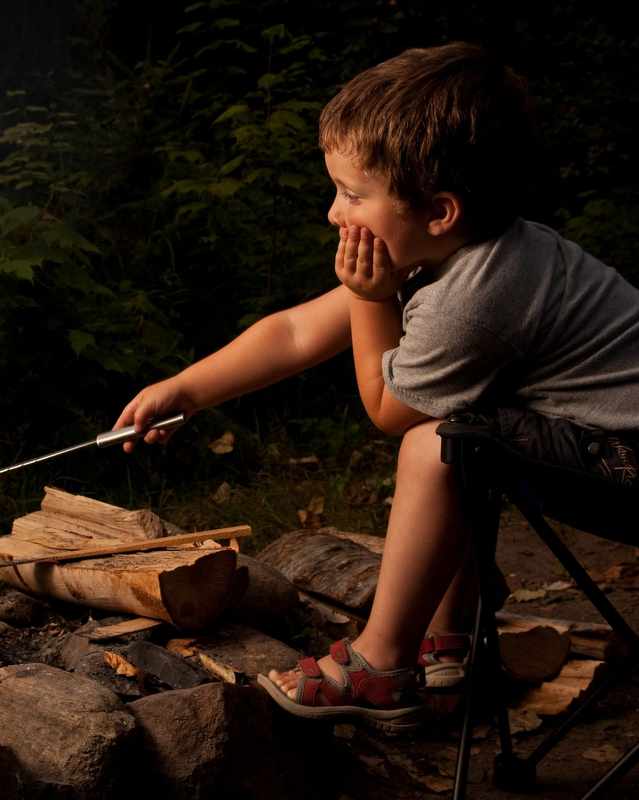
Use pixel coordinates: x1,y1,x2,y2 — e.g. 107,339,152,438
1,1,638,527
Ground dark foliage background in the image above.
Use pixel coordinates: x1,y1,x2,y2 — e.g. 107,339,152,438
1,0,638,522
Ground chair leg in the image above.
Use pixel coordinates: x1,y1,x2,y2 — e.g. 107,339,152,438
452,597,483,800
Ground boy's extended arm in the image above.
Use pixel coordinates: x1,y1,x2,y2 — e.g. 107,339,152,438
114,286,351,443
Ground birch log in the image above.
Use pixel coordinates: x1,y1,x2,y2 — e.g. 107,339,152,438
256,529,381,609
0,487,239,629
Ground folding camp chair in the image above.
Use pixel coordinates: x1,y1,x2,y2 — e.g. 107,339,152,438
436,417,639,800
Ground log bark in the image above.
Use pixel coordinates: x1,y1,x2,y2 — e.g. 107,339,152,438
256,529,380,609
0,487,239,630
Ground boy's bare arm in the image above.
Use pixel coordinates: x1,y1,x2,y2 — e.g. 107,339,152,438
336,227,430,436
114,286,351,446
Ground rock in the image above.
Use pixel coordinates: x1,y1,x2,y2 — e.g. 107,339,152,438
0,590,47,628
130,682,286,799
0,620,14,635
126,640,209,689
0,663,137,799
128,681,335,799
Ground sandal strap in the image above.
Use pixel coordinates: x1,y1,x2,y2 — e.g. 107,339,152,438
294,640,417,708
419,634,470,664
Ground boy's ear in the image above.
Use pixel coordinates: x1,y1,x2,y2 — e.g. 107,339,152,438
425,192,464,237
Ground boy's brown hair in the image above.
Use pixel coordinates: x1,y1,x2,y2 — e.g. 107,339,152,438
319,42,536,240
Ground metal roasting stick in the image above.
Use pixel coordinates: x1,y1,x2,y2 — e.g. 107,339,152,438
0,413,186,476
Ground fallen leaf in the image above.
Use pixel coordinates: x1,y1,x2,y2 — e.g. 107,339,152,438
510,588,548,602
333,723,356,740
103,650,139,677
307,495,325,515
543,580,574,592
423,775,454,793
288,455,320,466
583,744,622,763
166,638,196,657
208,431,235,454
357,754,389,777
211,481,231,504
509,709,544,735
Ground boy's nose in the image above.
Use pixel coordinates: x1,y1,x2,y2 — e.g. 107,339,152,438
327,199,343,227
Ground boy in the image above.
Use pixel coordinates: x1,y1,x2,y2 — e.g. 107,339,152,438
114,42,639,728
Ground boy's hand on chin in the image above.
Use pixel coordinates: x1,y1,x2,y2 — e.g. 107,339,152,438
335,226,410,301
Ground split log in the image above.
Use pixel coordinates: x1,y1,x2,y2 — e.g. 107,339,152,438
256,529,381,609
167,622,300,682
228,554,299,627
499,626,571,684
496,611,622,661
0,487,241,630
513,658,606,716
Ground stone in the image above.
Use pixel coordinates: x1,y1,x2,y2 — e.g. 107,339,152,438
0,620,14,635
0,590,48,628
130,682,290,799
0,663,137,798
126,640,209,689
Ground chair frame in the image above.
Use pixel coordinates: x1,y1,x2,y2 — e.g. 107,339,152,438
436,421,639,800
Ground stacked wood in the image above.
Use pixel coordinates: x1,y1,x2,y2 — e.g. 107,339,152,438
0,487,244,630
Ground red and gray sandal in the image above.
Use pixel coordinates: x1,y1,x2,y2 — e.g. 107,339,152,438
257,639,425,731
417,633,471,689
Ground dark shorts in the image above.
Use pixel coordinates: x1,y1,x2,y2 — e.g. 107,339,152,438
447,408,639,543
493,407,639,489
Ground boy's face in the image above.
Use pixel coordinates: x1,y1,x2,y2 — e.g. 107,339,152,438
325,150,434,270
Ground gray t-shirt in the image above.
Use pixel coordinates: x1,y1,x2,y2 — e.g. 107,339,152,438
382,218,639,430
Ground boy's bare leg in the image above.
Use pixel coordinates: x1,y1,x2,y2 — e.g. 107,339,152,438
270,419,473,698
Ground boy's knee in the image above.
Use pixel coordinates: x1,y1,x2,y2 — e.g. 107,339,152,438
398,419,447,468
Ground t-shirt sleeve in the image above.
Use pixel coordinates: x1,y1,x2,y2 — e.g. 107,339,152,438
382,300,519,418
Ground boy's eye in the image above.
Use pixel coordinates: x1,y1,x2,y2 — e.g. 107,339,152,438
340,188,360,203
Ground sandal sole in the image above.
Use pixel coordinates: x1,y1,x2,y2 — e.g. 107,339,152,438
257,673,426,731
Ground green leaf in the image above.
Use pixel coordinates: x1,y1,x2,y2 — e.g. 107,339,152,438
213,18,240,29
175,201,209,221
262,24,287,42
207,179,242,197
68,330,96,356
0,260,34,280
42,225,101,254
0,206,39,236
278,173,306,189
177,22,204,34
213,103,250,125
219,154,245,176
269,109,306,131
258,73,283,90
185,2,207,11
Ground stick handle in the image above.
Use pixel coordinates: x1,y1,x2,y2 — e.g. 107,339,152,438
96,413,186,448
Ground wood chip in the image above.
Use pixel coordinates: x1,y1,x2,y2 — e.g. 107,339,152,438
103,650,139,677
88,617,164,641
